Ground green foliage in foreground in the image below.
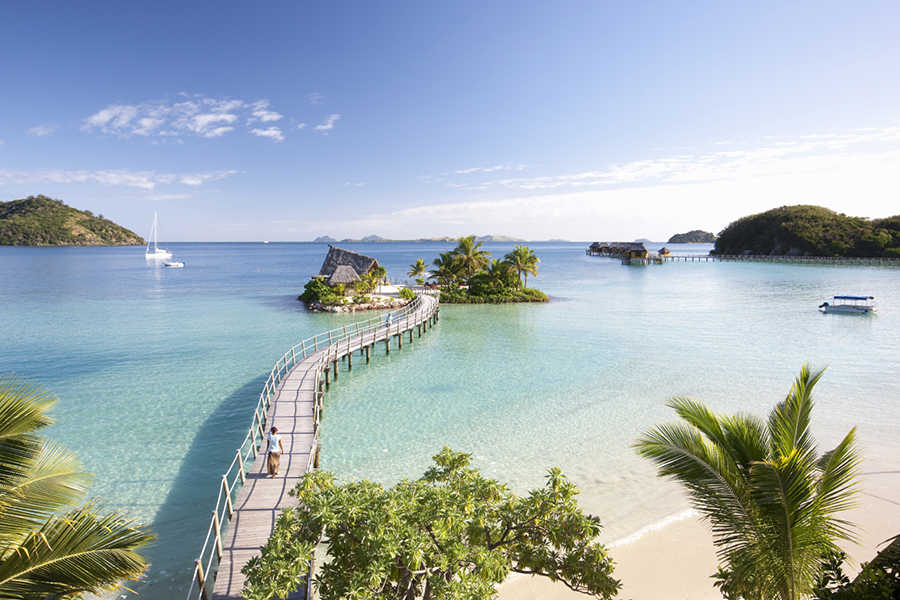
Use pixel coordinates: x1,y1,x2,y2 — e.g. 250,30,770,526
399,287,416,300
0,195,145,246
814,534,900,600
241,447,620,600
0,374,155,598
635,365,861,600
713,204,900,257
299,277,344,305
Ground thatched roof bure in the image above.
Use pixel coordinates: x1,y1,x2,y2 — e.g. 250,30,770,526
328,265,362,286
317,245,379,280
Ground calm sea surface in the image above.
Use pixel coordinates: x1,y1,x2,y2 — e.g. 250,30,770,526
1,242,898,599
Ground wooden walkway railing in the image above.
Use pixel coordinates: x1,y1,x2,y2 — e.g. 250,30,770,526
185,292,440,600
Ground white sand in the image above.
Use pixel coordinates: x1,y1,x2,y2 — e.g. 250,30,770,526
496,472,900,600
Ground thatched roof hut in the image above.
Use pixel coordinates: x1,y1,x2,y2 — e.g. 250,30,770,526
658,246,671,257
317,246,379,285
328,265,362,286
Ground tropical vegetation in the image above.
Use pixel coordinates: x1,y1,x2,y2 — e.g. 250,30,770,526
0,374,155,598
712,205,900,257
428,237,548,303
814,533,900,599
407,258,427,285
635,365,861,600
0,195,144,246
668,230,717,243
241,447,620,600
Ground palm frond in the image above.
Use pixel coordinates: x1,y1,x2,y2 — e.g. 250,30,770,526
0,440,94,545
0,375,56,489
0,501,155,599
767,364,823,461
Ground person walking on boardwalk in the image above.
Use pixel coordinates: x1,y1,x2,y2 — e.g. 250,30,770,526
266,426,284,477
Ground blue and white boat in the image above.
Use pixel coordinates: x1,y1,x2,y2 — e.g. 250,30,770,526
819,295,877,314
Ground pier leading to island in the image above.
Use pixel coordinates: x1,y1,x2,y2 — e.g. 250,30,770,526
185,292,440,600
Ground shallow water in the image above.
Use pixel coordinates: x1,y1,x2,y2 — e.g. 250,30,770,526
1,242,898,599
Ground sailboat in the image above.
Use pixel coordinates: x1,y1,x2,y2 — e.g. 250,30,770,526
145,212,173,259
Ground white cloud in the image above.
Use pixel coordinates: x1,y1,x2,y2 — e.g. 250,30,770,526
251,127,285,142
250,100,283,123
297,123,306,130
443,126,900,192
308,93,324,104
0,167,237,190
79,95,291,140
29,124,58,137
315,114,340,132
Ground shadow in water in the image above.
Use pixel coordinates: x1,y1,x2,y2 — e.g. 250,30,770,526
127,374,269,599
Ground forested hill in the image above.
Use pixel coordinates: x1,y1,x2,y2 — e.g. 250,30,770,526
713,205,900,258
668,230,716,243
0,195,144,246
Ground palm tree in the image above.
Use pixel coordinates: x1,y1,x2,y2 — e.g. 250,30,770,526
485,259,514,289
504,245,540,288
407,259,427,284
634,365,860,600
451,236,491,282
430,252,461,286
0,374,155,598
371,265,387,294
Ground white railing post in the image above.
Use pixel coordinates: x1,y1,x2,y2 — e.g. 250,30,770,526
236,449,246,483
222,475,234,518
212,511,224,560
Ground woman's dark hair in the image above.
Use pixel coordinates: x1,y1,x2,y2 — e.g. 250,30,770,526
270,427,278,434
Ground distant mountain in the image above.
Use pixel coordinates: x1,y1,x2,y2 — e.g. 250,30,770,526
668,230,716,244
634,238,653,243
0,195,144,246
313,235,338,243
474,234,526,243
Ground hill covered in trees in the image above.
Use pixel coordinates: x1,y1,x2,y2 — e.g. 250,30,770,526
713,205,900,258
668,230,716,243
0,195,144,246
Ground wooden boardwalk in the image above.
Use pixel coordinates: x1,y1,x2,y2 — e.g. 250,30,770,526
210,294,439,600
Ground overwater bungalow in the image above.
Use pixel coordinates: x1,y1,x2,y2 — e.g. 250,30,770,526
658,246,670,257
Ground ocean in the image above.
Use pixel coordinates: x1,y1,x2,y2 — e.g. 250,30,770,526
1,242,898,599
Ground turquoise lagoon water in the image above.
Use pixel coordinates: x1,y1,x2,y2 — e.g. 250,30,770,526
1,242,898,599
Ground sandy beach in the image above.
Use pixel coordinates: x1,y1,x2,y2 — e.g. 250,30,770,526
497,472,900,600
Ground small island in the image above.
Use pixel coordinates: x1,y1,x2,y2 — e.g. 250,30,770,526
0,195,144,246
422,236,548,304
301,238,548,310
668,230,716,244
713,205,900,257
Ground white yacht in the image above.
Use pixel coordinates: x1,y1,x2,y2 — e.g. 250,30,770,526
145,213,173,259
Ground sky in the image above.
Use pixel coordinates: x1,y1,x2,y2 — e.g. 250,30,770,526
1,1,899,242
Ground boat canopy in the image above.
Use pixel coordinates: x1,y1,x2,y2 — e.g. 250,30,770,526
834,296,875,300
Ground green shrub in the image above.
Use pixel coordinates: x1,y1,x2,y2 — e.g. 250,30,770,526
399,288,416,300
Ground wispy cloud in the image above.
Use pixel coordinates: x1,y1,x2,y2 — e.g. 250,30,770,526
308,93,324,104
451,163,529,175
249,100,283,123
315,114,340,132
80,95,290,140
29,124,58,137
0,167,238,190
442,126,900,191
251,127,285,142
297,123,307,130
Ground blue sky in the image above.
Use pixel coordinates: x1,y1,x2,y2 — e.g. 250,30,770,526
2,1,899,242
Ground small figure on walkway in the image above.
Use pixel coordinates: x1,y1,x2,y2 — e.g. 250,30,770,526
266,426,284,477
385,312,393,326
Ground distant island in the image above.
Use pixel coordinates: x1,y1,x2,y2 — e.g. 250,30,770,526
713,205,900,257
0,195,144,246
668,230,716,244
313,234,543,243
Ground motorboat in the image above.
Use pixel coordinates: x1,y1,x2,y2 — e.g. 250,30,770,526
819,296,877,314
164,261,185,268
145,212,173,259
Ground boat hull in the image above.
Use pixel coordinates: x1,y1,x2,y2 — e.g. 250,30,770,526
822,305,877,314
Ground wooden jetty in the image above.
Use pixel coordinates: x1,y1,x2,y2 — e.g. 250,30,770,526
663,254,900,266
186,293,440,600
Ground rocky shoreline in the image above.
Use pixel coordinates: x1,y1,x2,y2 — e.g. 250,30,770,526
304,296,413,313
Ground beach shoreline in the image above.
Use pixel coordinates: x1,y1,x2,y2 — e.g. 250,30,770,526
497,471,900,600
